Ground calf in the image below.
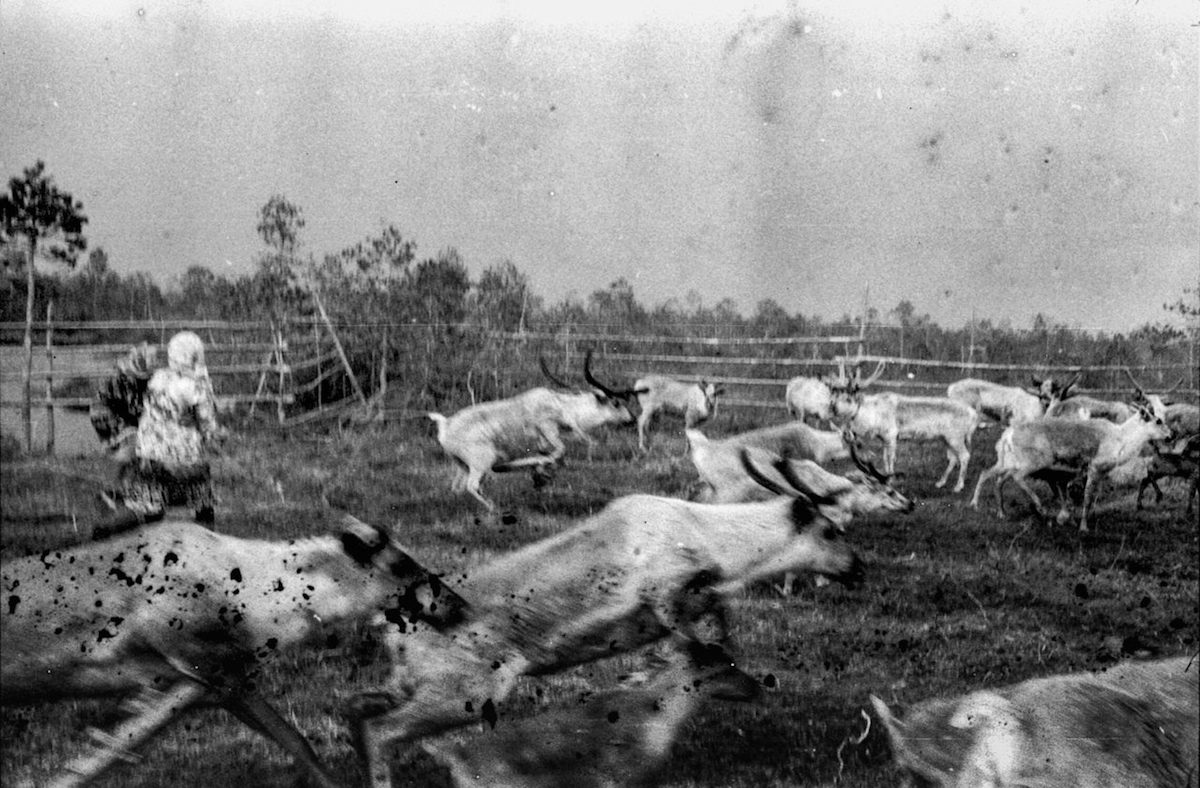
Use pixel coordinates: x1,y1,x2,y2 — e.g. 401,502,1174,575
970,405,1172,531
1135,433,1200,515
633,375,723,452
0,516,466,788
872,656,1198,788
830,389,980,493
428,352,637,510
420,639,759,788
349,451,866,788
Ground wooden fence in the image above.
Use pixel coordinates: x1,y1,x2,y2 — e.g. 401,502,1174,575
466,332,1198,415
3,319,1196,452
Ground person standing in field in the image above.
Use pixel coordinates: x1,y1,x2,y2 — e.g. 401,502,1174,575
94,331,224,539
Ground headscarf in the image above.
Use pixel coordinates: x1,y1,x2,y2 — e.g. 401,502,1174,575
117,342,157,380
167,331,207,377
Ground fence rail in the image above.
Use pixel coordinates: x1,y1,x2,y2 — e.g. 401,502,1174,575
4,319,1197,455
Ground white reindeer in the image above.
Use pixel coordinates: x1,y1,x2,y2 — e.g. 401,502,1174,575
1039,372,1137,423
428,352,637,510
685,423,912,513
830,384,980,493
685,421,856,498
419,639,760,788
1125,367,1199,436
969,404,1172,531
0,516,466,788
632,375,723,452
946,378,1044,425
784,361,881,425
872,656,1198,788
348,451,867,788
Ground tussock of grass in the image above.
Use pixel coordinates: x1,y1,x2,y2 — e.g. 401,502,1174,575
1,419,1197,786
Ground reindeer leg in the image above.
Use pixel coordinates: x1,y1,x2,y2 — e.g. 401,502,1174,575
969,462,1000,511
1009,471,1047,520
638,408,653,453
351,648,526,788
463,466,495,512
953,445,970,493
51,680,208,788
1079,468,1100,533
223,693,343,788
933,444,956,489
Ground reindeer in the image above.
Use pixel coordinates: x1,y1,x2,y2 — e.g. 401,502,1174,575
946,378,1044,425
347,451,868,788
872,656,1198,788
685,421,858,500
1134,433,1200,515
784,372,844,428
969,404,1172,531
428,352,637,510
1041,371,1138,423
685,423,912,514
633,375,723,452
0,516,467,788
1125,367,1199,436
419,639,760,788
830,366,979,492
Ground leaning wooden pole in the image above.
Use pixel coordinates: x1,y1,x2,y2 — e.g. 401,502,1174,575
311,288,366,405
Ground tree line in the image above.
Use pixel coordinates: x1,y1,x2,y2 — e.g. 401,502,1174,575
4,163,1198,418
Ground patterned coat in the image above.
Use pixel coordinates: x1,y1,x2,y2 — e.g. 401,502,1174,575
135,368,219,476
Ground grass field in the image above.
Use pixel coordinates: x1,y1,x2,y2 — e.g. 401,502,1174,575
2,414,1197,787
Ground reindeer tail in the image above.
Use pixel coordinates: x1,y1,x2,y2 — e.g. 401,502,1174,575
426,413,449,444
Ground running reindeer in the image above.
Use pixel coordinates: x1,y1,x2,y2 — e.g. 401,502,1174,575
1,516,466,788
873,656,1198,787
970,400,1172,531
348,450,870,788
428,351,638,510
420,639,760,788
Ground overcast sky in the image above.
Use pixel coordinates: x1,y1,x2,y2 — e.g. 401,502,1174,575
2,0,1197,332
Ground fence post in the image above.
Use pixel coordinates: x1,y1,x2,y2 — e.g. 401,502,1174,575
248,323,275,421
44,300,55,456
275,328,287,424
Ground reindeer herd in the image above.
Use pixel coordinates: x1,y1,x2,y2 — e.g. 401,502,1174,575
2,350,1197,787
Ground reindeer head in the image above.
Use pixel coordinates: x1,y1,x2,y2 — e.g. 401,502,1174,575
582,350,639,424
339,515,468,629
845,439,915,514
737,448,865,587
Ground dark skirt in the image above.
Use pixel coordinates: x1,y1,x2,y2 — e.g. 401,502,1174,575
120,459,215,517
